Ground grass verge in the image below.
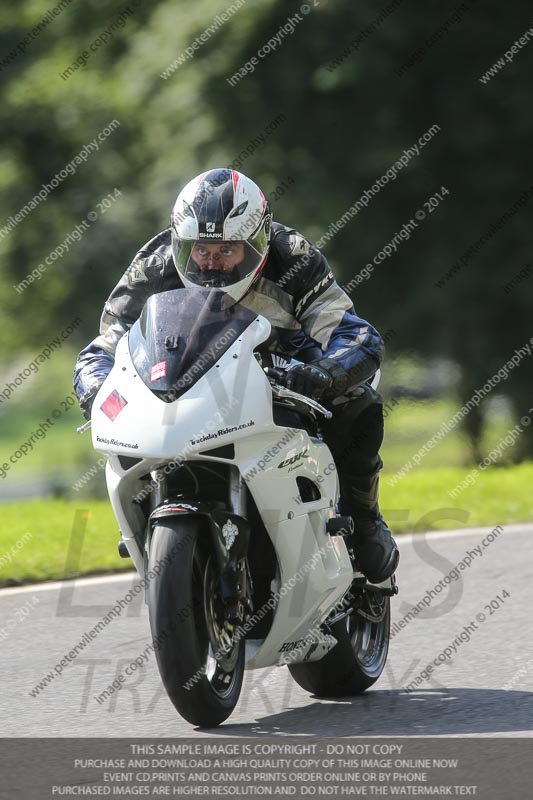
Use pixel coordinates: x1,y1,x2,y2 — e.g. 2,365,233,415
0,500,125,586
1,464,531,586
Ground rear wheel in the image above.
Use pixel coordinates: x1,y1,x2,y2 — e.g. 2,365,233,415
147,517,244,727
288,590,390,696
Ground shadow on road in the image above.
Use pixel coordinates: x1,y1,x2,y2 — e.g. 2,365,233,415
200,688,533,736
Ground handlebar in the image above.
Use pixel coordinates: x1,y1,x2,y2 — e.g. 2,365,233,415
264,367,333,420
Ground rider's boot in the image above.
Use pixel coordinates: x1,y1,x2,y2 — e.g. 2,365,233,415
341,466,399,584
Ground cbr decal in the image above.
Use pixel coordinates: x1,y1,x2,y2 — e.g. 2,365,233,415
278,447,309,470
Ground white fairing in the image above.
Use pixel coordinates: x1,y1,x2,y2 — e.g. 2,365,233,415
91,311,355,669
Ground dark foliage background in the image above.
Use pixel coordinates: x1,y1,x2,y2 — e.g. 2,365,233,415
1,0,531,454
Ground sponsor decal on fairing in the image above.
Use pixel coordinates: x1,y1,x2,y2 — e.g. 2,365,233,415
99,389,128,421
150,360,167,382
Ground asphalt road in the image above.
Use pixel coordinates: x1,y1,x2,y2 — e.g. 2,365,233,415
2,523,533,737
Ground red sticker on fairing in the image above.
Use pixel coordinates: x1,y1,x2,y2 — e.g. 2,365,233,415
100,390,128,421
150,361,167,382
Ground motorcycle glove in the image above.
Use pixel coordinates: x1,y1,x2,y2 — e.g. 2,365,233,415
286,359,351,401
78,385,102,421
73,345,115,420
285,362,331,400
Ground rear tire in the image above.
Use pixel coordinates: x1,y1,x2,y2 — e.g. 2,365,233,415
289,591,390,696
147,517,244,727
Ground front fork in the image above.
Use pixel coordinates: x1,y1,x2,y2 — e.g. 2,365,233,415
228,467,253,624
148,464,252,623
229,465,246,517
216,465,252,624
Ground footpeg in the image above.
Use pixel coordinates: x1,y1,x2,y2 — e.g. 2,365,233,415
326,516,354,536
118,540,130,558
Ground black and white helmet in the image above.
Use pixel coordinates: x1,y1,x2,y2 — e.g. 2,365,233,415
171,168,272,303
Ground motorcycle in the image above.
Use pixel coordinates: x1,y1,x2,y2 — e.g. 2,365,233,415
82,287,397,727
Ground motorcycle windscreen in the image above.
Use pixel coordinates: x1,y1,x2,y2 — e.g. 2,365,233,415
128,288,259,401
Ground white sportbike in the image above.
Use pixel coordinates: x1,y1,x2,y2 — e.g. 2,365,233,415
85,288,397,727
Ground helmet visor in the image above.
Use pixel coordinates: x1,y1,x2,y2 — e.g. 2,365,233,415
174,228,269,289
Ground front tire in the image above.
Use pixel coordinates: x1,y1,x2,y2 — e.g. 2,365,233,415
289,590,390,696
147,517,244,727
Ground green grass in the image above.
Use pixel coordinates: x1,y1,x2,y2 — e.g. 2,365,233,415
0,347,97,486
0,499,125,586
1,464,532,586
380,462,533,532
382,396,518,471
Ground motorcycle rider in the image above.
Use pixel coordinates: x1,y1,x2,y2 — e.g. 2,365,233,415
73,168,399,584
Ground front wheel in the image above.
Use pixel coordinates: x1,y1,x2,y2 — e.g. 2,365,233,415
147,517,245,727
289,590,390,696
